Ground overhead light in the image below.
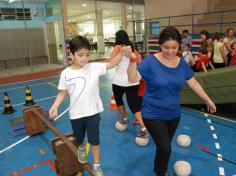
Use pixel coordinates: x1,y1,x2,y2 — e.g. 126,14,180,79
8,0,18,3
82,4,87,7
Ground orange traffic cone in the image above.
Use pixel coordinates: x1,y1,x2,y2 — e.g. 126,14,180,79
3,92,15,114
109,94,117,110
24,86,35,106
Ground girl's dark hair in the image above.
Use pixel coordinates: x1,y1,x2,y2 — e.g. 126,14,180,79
159,27,182,46
199,47,208,55
200,30,210,40
69,35,91,54
231,41,236,49
115,30,134,51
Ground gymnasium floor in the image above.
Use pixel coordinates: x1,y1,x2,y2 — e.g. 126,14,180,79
0,69,236,176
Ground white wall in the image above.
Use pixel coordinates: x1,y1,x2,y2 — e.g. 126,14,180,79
144,0,208,19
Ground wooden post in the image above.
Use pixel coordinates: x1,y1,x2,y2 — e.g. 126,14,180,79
31,108,94,176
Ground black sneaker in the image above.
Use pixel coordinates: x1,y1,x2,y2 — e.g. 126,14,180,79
136,129,149,138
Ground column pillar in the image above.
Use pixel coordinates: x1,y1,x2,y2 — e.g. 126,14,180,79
121,3,128,30
61,0,69,40
135,12,142,41
95,3,104,53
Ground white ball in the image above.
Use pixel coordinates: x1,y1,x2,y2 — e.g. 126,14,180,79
177,135,191,147
174,160,191,176
135,136,149,146
115,121,128,131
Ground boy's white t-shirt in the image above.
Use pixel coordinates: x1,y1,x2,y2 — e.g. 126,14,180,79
58,62,107,119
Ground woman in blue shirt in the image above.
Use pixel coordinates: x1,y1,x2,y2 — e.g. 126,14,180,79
127,27,216,176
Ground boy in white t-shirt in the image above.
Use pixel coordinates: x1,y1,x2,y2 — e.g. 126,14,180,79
49,35,125,176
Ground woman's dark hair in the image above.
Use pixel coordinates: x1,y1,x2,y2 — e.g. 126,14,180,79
115,30,134,51
212,32,219,41
159,27,182,46
69,35,91,54
200,30,210,40
226,28,233,33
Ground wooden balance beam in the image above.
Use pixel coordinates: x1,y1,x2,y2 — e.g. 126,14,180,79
23,106,94,176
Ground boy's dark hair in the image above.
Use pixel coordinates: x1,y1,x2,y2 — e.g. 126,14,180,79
199,47,208,55
182,29,189,34
200,30,210,40
219,33,224,39
184,44,191,48
69,35,91,54
115,30,134,51
159,27,182,46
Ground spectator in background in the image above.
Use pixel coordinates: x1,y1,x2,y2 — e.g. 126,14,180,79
195,47,215,72
229,41,236,66
223,28,236,65
182,44,195,66
200,30,213,59
212,32,226,68
182,30,192,49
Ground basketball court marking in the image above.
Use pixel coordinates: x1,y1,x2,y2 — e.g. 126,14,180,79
8,160,58,176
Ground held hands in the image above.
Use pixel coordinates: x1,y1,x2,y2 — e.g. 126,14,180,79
122,46,137,63
205,99,217,113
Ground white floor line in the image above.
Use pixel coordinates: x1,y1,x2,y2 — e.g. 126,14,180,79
0,136,30,154
47,82,58,88
0,75,59,87
0,82,51,93
0,95,56,110
219,167,225,176
212,133,218,139
210,125,215,130
207,119,212,123
217,154,223,161
215,143,220,149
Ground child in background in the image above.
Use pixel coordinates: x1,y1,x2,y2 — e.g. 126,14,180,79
182,29,192,49
49,35,127,176
195,47,215,72
182,44,195,66
229,41,236,66
212,32,226,68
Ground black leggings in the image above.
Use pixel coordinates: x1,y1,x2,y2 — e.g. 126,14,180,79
143,117,180,176
112,84,141,114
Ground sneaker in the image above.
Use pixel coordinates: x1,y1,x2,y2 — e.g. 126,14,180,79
77,146,88,164
119,118,128,125
132,119,139,125
93,166,104,176
136,129,149,138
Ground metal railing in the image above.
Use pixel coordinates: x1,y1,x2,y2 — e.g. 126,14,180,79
130,10,236,54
